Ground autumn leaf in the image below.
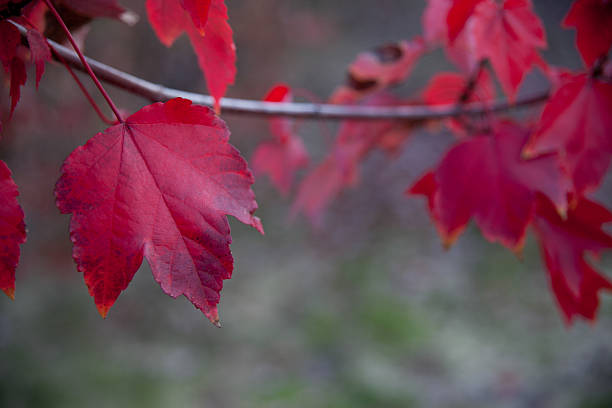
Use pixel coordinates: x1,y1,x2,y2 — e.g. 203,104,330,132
0,160,26,300
180,0,211,35
446,0,486,42
330,38,425,104
0,20,26,115
466,0,546,101
422,68,495,136
252,84,309,196
55,98,263,325
146,0,235,111
563,0,612,68
294,93,413,225
409,120,569,252
24,25,51,87
533,195,612,323
525,72,612,194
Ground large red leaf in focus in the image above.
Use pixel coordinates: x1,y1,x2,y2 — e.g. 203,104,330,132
252,84,308,196
0,160,26,299
467,0,546,101
525,73,612,194
146,0,235,111
409,121,569,251
330,39,425,104
55,98,263,325
533,196,612,323
563,0,612,68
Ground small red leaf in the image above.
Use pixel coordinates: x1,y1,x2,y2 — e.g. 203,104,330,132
467,0,547,101
422,69,496,136
146,0,235,110
525,73,612,194
0,160,26,299
55,98,262,324
294,94,413,225
252,85,309,196
533,196,612,323
563,0,612,68
409,121,570,251
330,39,425,104
25,27,51,88
0,20,26,115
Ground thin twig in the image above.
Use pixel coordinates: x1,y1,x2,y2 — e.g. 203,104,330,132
15,23,550,121
42,0,124,123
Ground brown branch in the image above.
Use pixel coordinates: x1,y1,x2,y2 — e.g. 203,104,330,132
16,23,550,121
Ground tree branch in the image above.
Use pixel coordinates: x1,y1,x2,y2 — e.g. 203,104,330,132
17,23,550,121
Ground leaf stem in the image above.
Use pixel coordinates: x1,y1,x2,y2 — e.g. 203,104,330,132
42,0,124,123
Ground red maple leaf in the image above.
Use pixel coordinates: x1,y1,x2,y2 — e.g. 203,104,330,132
146,0,235,111
0,20,27,116
294,94,413,225
0,19,50,120
446,0,486,42
466,0,546,101
0,160,26,299
409,120,569,251
524,72,612,194
55,98,263,325
563,0,612,68
533,195,612,323
180,0,211,35
252,84,309,196
423,0,451,46
330,39,425,104
24,25,52,87
422,69,496,136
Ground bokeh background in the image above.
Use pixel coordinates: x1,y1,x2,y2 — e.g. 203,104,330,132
1,1,612,407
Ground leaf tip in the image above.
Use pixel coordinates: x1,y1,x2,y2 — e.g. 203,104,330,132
2,287,15,300
96,304,110,319
252,216,265,235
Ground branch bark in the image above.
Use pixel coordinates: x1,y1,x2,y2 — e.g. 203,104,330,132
17,23,550,121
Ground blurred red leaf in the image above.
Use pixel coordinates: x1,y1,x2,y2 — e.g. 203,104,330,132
447,0,486,42
24,26,51,87
294,94,413,225
525,72,612,194
330,38,425,104
55,98,263,325
409,120,569,251
466,0,546,101
533,196,612,323
563,0,612,68
422,69,495,136
0,160,26,300
146,0,235,111
252,84,309,196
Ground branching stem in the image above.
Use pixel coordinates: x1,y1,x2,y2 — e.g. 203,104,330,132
42,0,124,123
16,22,550,122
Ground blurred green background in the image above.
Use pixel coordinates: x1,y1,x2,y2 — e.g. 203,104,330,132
1,1,612,407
